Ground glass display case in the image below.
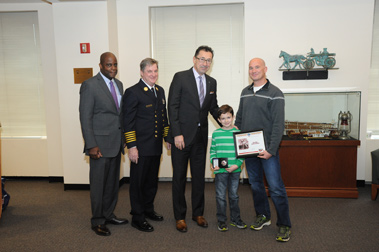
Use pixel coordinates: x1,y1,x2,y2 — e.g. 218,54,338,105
279,92,361,198
283,91,361,140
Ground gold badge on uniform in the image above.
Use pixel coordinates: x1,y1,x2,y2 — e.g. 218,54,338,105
144,87,148,91
155,87,158,91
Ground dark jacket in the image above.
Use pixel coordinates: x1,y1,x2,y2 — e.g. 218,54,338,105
122,79,169,156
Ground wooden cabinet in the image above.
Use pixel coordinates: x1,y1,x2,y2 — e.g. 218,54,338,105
279,139,360,198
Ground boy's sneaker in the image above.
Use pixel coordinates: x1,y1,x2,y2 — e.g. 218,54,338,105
217,221,228,232
250,214,271,231
276,226,291,242
230,220,247,229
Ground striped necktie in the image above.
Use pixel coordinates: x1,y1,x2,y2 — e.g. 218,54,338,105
199,76,205,106
109,81,119,110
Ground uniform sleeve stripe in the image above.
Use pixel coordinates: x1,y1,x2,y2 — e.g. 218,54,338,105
163,126,169,137
124,131,136,143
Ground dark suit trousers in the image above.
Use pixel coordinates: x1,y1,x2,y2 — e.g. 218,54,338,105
89,152,121,226
130,155,161,222
172,127,207,220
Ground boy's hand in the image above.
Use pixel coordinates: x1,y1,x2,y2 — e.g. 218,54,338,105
226,165,238,173
211,164,220,171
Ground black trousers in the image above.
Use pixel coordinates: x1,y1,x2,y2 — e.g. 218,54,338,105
89,152,121,226
129,155,161,222
172,128,207,220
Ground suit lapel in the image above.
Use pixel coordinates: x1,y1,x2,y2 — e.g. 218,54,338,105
115,80,123,96
138,80,156,103
188,68,201,109
114,79,123,115
203,74,212,106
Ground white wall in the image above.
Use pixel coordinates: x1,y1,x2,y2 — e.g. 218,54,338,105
116,0,374,181
52,1,123,184
2,139,48,176
1,3,63,177
0,0,376,183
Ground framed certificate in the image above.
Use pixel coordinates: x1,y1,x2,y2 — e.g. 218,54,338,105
233,129,266,158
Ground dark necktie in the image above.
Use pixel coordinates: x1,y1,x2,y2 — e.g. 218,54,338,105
151,87,156,97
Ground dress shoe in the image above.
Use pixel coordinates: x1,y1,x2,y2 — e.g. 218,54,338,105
176,219,187,233
131,220,154,232
192,216,208,228
106,217,128,225
145,211,164,221
91,224,111,236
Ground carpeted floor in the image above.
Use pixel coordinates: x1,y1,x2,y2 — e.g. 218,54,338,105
0,179,378,252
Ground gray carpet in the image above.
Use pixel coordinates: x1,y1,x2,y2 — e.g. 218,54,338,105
0,179,378,252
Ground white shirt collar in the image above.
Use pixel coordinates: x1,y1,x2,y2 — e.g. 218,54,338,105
141,78,155,89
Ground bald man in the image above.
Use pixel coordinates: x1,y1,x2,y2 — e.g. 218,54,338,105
235,58,292,242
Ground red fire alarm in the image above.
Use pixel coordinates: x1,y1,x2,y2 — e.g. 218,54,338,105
80,43,90,54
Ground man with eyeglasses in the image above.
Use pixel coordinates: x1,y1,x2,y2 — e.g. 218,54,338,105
168,45,219,232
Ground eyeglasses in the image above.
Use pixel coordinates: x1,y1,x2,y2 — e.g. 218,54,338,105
196,57,212,64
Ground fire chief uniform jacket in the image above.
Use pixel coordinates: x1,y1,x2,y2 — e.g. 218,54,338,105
122,79,169,155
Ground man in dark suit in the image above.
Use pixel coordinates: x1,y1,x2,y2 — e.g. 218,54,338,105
168,46,219,232
122,58,170,232
79,52,128,236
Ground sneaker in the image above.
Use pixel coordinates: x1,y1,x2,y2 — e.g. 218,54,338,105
276,226,291,242
230,220,247,229
250,214,271,231
217,221,228,232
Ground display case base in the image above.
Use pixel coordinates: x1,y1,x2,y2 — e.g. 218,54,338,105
278,139,360,198
282,70,328,80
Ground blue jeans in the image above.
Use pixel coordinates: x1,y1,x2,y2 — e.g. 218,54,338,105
245,152,291,227
215,172,242,223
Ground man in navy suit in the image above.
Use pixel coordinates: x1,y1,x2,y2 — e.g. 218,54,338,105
122,58,170,232
79,52,127,236
168,46,219,232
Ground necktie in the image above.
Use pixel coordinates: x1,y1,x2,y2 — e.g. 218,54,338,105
151,87,156,97
199,76,205,106
109,81,119,110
